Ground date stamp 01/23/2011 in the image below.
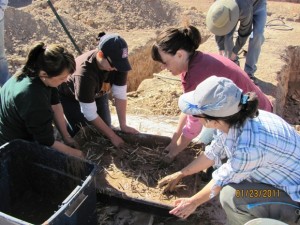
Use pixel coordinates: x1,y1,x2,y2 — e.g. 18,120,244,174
235,189,281,198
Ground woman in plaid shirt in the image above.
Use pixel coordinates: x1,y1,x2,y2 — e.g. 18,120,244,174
158,76,300,225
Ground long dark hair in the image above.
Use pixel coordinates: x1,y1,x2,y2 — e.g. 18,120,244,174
205,92,259,128
151,25,201,63
16,42,75,79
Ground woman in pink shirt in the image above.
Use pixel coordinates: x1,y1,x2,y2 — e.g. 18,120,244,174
151,25,273,163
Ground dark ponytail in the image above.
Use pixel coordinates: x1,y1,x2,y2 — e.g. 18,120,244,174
19,42,46,77
178,26,201,51
16,42,75,79
239,92,259,119
151,25,202,63
96,32,106,41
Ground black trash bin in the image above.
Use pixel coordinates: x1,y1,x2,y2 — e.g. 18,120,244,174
0,139,97,225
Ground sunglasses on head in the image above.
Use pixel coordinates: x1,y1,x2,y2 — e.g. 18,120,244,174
105,55,114,67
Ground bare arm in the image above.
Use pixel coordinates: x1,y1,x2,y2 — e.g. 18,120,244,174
79,100,126,148
164,134,192,163
171,112,188,142
164,113,199,163
158,152,215,191
165,154,221,219
90,116,125,148
51,103,79,148
52,103,71,139
181,152,215,177
51,141,84,158
169,179,221,219
165,113,190,153
114,98,138,134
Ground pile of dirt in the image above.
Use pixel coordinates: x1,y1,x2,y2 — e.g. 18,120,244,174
4,5,96,73
125,72,183,116
4,0,206,75
53,0,181,30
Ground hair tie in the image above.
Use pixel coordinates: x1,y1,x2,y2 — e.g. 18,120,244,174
241,94,249,105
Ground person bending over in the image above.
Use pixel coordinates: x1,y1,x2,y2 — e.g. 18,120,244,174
158,76,300,225
0,42,83,158
151,25,272,163
59,32,138,149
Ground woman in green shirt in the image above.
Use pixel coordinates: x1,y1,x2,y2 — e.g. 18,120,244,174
0,42,83,158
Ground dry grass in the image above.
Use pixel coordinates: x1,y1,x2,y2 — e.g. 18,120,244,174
74,126,205,207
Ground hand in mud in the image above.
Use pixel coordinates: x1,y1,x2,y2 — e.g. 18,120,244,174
111,135,125,149
63,136,80,149
75,150,85,159
120,125,139,134
161,152,175,165
160,144,177,165
157,171,184,192
116,142,131,158
69,148,85,159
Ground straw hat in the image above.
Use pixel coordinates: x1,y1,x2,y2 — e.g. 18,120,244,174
206,0,239,36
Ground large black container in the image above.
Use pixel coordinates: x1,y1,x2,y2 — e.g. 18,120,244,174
0,139,97,225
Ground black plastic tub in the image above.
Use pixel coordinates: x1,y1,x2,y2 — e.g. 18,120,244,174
0,139,97,225
97,190,173,217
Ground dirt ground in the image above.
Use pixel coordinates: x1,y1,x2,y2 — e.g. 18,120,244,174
3,0,300,224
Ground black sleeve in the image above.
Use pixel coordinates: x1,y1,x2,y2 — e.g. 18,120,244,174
50,87,60,105
109,71,128,86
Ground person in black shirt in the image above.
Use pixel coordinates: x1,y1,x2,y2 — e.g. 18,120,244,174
0,42,83,158
59,33,138,148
